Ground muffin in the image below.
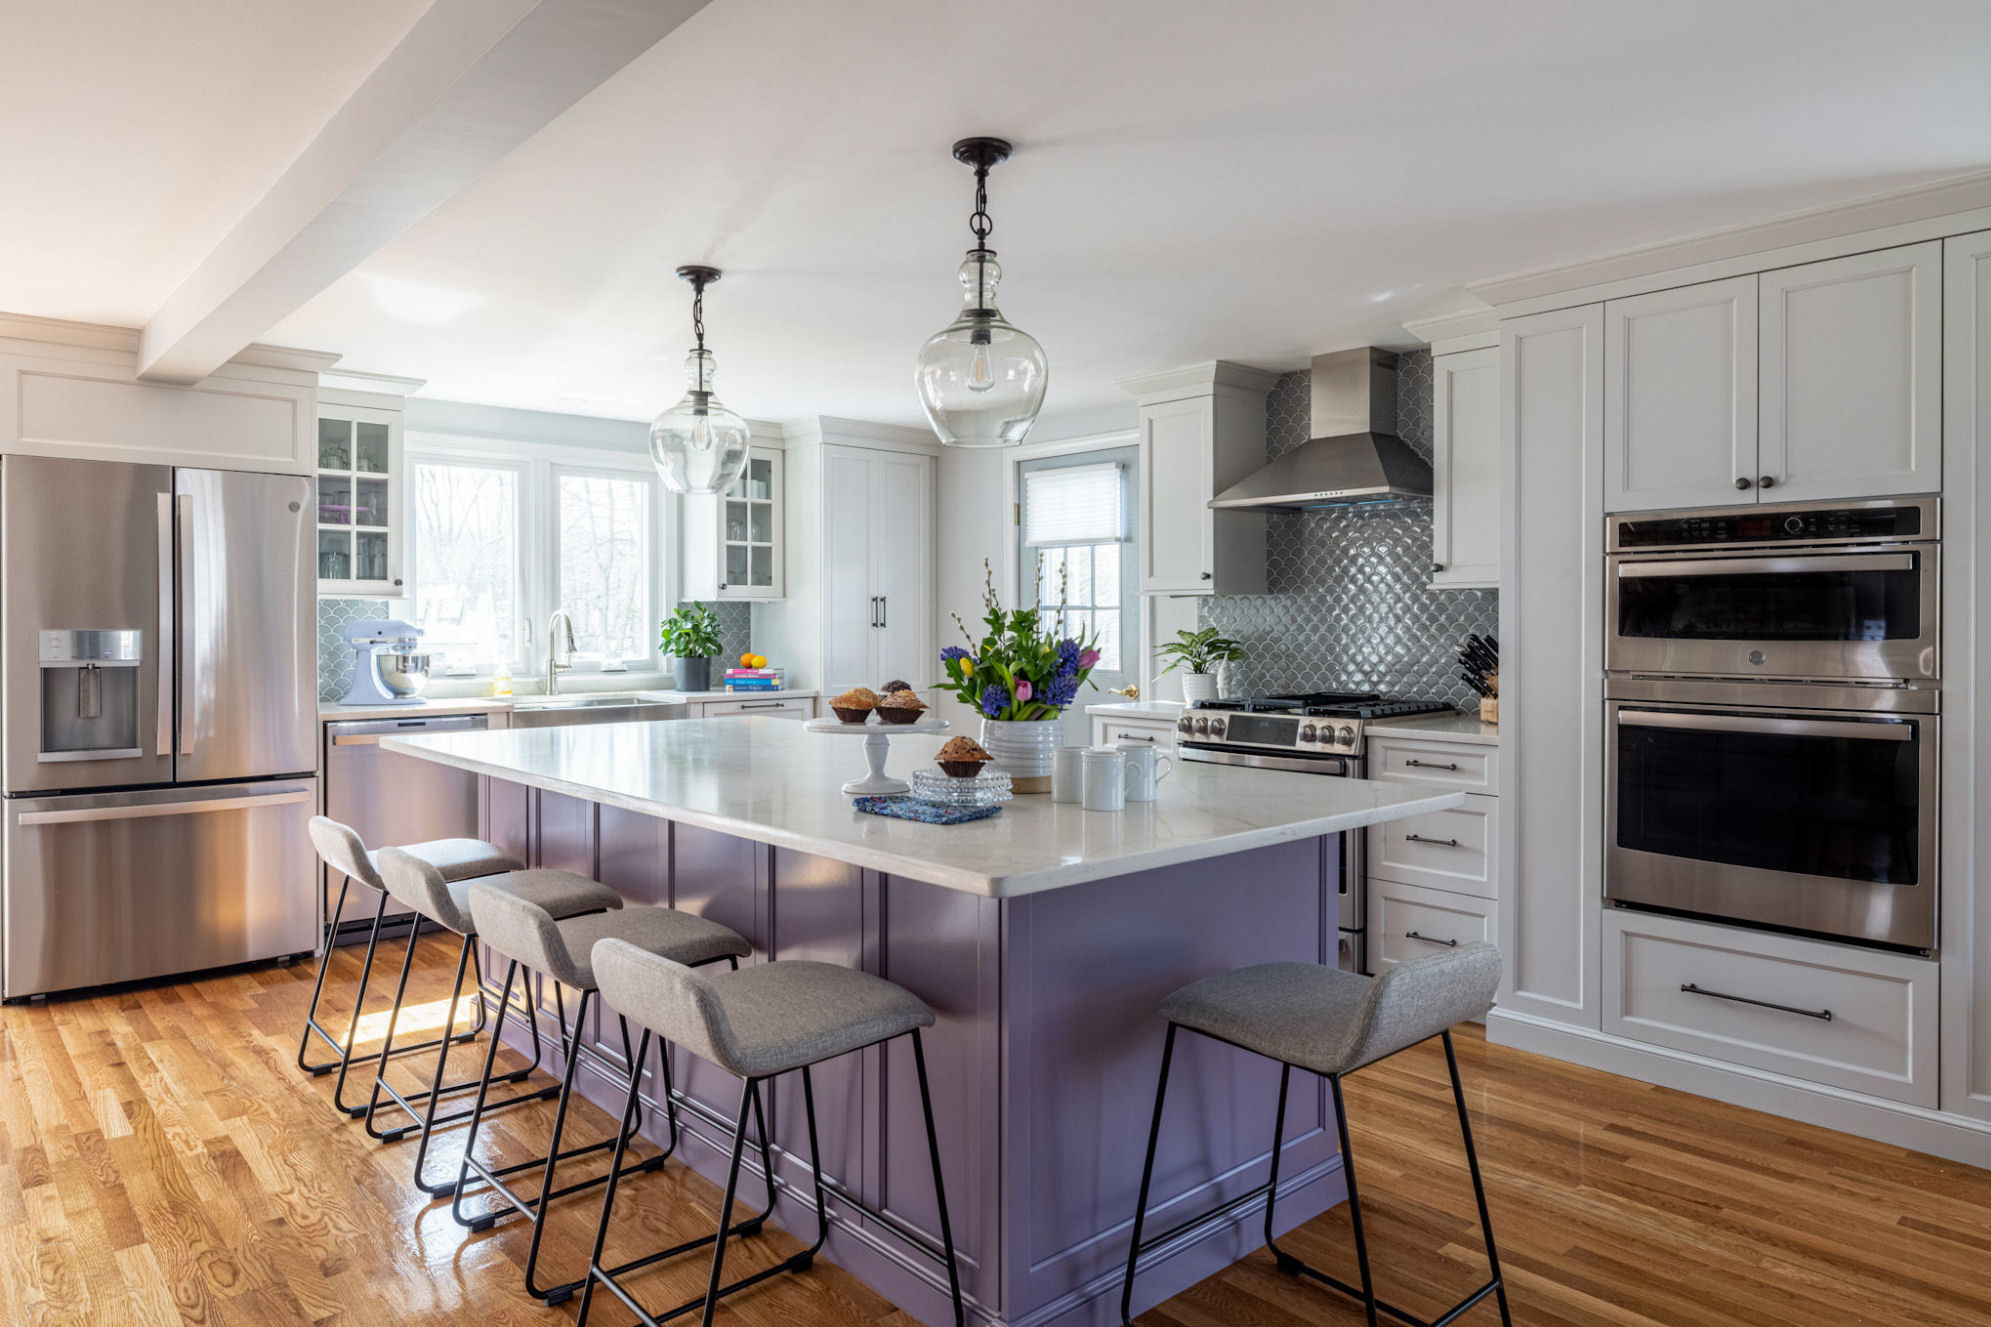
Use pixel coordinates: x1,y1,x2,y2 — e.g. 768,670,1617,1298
875,689,928,725
880,679,913,695
937,736,993,778
830,687,880,724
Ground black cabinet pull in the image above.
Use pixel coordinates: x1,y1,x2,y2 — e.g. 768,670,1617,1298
1680,982,1831,1021
1734,476,1753,490
1404,833,1460,847
1758,475,1777,489
1404,758,1459,771
879,596,887,629
1405,930,1459,947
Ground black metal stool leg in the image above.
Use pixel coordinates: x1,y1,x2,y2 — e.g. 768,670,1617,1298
576,1029,652,1327
911,1029,965,1327
353,917,423,1125
1120,1021,1177,1326
451,959,524,1227
404,932,474,1178
297,875,364,1074
1330,1073,1381,1327
697,1078,759,1327
1444,1031,1512,1327
1263,1062,1298,1268
322,890,391,1113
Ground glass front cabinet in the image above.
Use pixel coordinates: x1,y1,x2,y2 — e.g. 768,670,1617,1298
315,403,405,597
682,445,784,601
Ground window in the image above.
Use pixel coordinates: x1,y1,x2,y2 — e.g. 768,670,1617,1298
407,444,666,678
1021,457,1131,671
412,462,519,671
558,471,652,661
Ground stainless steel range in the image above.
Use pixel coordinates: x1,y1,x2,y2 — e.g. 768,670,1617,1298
1177,692,1456,973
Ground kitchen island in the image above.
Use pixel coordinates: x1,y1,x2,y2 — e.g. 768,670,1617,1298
383,718,1463,1327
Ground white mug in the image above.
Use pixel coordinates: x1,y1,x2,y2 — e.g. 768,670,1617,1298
1081,747,1129,812
1116,743,1174,802
1051,745,1089,804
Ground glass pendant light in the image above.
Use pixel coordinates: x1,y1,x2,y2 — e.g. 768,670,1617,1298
914,137,1048,448
650,265,752,495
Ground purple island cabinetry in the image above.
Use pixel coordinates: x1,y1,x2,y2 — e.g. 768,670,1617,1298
382,721,1462,1327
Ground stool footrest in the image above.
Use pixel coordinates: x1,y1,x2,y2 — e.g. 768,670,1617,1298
367,1074,556,1140
587,1244,817,1327
1282,1252,1502,1327
1130,1178,1276,1260
455,1135,662,1227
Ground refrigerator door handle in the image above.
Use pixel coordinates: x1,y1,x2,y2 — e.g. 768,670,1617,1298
17,790,314,826
176,493,194,757
156,491,175,756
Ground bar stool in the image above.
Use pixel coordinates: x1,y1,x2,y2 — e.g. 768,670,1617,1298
300,817,523,1115
577,941,965,1327
362,845,625,1194
453,883,754,1305
1120,944,1509,1327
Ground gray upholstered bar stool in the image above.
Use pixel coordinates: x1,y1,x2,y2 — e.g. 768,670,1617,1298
301,816,524,1116
362,845,624,1194
453,883,753,1306
1120,944,1509,1327
576,941,965,1327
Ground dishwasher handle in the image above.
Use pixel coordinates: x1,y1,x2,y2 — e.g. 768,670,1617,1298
327,713,491,746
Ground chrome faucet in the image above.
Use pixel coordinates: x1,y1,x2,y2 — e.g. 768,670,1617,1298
546,610,577,694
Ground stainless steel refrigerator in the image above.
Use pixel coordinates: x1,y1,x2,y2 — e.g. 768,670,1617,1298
2,456,318,999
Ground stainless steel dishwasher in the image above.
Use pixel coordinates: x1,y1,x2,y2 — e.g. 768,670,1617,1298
322,711,495,939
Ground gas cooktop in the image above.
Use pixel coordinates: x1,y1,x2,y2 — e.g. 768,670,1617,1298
1194,692,1456,720
1179,692,1456,760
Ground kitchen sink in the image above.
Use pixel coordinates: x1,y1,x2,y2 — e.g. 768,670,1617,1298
508,694,688,728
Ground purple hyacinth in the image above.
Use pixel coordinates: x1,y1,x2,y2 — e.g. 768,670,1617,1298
941,645,971,663
979,684,1007,717
1043,674,1080,709
1056,638,1082,674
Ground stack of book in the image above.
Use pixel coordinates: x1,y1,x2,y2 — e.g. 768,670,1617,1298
723,668,784,692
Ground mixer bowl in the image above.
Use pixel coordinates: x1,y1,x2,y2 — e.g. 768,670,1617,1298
374,650,432,698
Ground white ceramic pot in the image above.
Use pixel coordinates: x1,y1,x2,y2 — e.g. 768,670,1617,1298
980,717,1062,793
1179,672,1219,705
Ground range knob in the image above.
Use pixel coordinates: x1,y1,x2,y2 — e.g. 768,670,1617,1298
1178,715,1194,734
1193,717,1210,735
1336,725,1356,746
1300,723,1317,743
1208,718,1226,738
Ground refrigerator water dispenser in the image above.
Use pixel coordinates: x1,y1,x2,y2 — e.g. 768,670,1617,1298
39,629,143,761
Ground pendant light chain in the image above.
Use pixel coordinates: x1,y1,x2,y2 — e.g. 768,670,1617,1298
970,161,993,312
690,274,708,392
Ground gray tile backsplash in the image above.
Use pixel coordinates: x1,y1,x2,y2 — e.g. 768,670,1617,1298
1197,351,1499,710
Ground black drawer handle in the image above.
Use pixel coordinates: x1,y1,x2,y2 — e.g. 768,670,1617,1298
1404,833,1460,847
1405,930,1459,948
1680,982,1832,1021
1403,759,1460,771
1117,734,1156,743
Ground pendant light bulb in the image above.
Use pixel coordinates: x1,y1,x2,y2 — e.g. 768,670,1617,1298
914,138,1048,447
650,266,752,496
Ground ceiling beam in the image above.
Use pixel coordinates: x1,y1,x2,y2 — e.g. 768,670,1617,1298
138,0,706,384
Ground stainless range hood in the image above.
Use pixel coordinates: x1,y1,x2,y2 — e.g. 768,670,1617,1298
1209,347,1432,510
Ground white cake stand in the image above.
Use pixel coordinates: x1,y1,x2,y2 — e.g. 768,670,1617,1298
805,716,951,795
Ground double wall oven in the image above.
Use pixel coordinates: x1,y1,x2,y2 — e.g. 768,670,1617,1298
1603,496,1939,953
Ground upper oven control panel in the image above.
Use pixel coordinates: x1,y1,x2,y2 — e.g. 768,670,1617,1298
1178,710,1360,754
1610,495,1937,553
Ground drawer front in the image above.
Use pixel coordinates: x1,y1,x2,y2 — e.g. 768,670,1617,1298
1604,910,1937,1106
1366,736,1497,795
1365,793,1497,899
1368,880,1497,974
1095,718,1177,751
702,697,815,720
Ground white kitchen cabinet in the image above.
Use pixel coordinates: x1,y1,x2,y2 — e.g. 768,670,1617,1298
1119,362,1276,595
1369,880,1497,976
315,402,405,597
1087,706,1180,752
1497,304,1605,1029
1760,240,1943,502
689,695,818,720
1603,276,1758,512
1430,346,1501,587
682,445,784,601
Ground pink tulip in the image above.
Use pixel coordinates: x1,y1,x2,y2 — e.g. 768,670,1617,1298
1014,679,1033,702
1078,648,1101,669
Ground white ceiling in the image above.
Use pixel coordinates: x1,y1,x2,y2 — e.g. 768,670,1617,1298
9,0,1991,428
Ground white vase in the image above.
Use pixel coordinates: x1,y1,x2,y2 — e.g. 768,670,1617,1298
980,717,1061,793
1179,672,1218,705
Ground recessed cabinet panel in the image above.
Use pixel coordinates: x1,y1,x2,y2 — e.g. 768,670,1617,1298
1604,277,1757,512
1140,396,1215,592
1431,347,1501,585
1761,241,1943,503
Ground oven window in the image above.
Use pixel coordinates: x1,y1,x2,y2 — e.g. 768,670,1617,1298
1617,562,1920,641
1617,716,1920,886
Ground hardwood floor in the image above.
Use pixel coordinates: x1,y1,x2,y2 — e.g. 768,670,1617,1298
3,945,1988,1327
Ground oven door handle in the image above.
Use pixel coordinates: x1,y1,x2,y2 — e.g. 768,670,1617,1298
1618,709,1913,742
1616,552,1916,578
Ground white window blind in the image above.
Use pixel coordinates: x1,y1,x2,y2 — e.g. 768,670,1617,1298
1023,463,1125,546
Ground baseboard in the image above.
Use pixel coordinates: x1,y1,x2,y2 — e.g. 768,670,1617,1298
1486,1008,1991,1169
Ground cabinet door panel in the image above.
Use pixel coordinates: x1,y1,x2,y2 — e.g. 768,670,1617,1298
1432,347,1501,584
1140,396,1214,592
1760,241,1942,502
869,451,933,690
1604,277,1757,512
822,450,875,695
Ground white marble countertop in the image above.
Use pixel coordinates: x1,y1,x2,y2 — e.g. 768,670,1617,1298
383,718,1463,899
1084,701,1184,719
1364,711,1500,745
636,688,819,704
321,688,818,723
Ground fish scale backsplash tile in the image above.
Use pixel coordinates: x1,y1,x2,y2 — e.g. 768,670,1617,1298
1197,351,1499,710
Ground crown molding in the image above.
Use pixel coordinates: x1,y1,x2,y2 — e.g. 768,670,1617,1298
1402,306,1499,354
1467,167,1991,310
1116,359,1283,404
779,414,941,455
0,310,344,375
319,367,427,396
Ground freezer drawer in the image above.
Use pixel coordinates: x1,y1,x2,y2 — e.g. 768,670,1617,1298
3,780,316,999
323,713,491,934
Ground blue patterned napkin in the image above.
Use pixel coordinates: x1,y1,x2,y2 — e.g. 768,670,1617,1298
853,797,1002,825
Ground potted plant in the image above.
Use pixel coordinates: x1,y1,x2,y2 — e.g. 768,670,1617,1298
1155,627,1246,704
935,561,1101,792
659,601,724,692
